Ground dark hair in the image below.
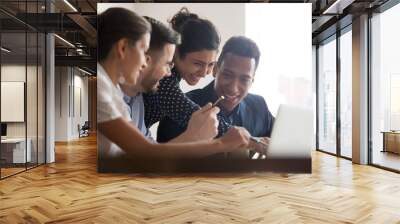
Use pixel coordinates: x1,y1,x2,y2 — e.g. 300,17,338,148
143,16,181,53
169,7,220,58
217,36,261,70
98,8,151,61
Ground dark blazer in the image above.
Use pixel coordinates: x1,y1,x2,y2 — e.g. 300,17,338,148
157,81,275,142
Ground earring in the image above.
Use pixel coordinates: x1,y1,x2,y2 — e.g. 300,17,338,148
118,74,126,85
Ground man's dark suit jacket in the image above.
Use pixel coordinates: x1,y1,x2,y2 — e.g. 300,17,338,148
157,81,275,143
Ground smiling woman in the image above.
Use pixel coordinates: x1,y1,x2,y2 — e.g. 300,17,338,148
142,7,234,137
97,8,150,87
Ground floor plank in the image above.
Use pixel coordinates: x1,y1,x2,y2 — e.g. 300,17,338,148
1,134,400,223
373,151,400,171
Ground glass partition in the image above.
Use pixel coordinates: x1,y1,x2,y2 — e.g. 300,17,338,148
371,3,400,171
317,36,337,155
0,1,46,179
339,28,352,158
1,30,28,177
38,32,45,165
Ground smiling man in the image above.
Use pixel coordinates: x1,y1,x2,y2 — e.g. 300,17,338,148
157,36,275,153
119,16,178,141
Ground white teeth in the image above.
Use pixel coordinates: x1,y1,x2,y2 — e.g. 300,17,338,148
225,95,237,99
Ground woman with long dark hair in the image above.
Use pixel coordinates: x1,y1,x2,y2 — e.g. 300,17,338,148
143,8,232,138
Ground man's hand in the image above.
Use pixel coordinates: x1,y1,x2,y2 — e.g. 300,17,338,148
184,103,220,141
249,137,270,155
218,127,271,158
219,126,250,152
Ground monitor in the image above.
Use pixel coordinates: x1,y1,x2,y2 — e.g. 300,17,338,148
1,123,7,137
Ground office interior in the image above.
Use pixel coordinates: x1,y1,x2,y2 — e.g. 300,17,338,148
0,0,400,223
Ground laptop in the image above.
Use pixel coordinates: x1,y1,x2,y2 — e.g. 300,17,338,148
253,104,313,159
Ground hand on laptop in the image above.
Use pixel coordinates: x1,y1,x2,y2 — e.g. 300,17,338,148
219,127,270,156
249,137,270,155
185,103,220,141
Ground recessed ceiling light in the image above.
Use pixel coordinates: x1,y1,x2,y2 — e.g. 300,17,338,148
1,47,11,53
78,67,93,76
54,34,75,48
63,0,78,12
323,0,355,15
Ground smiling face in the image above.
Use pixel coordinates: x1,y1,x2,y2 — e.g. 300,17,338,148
140,43,176,93
175,49,218,86
119,33,150,86
214,53,256,113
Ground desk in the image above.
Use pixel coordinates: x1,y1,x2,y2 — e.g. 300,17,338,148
382,131,400,154
98,157,312,173
1,138,31,164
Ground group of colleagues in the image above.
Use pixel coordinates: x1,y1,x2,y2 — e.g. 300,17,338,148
97,7,275,160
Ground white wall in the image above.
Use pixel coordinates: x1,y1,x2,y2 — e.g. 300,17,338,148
1,64,46,163
55,67,68,141
55,67,89,141
1,82,25,122
73,73,89,137
1,66,25,126
245,4,312,115
1,65,26,141
97,3,135,13
1,65,31,138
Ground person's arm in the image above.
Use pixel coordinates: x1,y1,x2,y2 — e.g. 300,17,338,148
98,117,249,159
169,131,196,143
155,102,220,143
143,75,199,128
169,103,219,143
143,75,232,135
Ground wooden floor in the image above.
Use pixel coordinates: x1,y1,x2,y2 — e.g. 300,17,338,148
1,163,45,178
373,151,400,171
1,167,26,178
1,135,400,223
